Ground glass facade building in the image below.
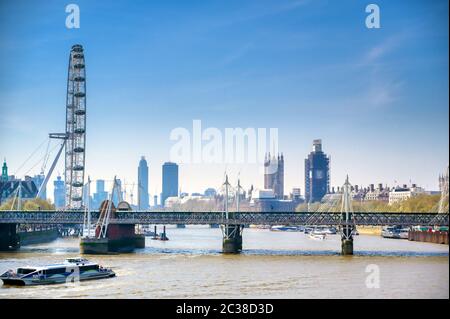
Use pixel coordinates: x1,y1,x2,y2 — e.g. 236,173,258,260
161,162,178,207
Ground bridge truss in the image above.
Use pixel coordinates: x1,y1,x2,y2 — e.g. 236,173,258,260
0,211,447,226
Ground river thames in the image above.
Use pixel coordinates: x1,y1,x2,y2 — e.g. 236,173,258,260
0,227,448,299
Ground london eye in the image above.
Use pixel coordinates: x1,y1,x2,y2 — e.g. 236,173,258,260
65,44,86,209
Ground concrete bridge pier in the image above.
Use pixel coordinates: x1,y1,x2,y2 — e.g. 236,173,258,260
341,238,354,255
221,224,243,254
0,224,20,251
341,225,354,255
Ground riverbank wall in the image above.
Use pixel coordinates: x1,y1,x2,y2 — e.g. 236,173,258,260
408,230,449,245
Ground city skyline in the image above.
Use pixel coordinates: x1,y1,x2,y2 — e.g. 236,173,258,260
0,0,448,203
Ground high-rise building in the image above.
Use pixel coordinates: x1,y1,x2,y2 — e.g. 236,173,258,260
138,156,149,210
112,179,123,206
162,162,179,207
53,175,65,209
305,139,330,203
92,179,108,209
264,153,284,199
32,173,46,200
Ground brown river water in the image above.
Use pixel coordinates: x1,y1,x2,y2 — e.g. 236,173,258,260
0,227,448,299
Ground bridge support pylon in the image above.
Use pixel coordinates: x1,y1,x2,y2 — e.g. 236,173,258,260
220,175,244,254
221,224,243,254
0,224,20,251
341,224,354,255
339,175,356,256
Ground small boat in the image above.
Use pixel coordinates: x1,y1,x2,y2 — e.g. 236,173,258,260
381,226,406,239
0,258,115,286
309,226,335,235
398,228,410,239
381,226,397,238
143,229,157,237
270,225,304,232
308,232,326,240
313,226,337,235
159,232,169,241
149,231,169,241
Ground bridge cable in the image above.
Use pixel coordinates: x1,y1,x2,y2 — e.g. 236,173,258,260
13,137,48,176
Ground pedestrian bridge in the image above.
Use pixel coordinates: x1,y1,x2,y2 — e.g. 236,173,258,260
0,210,448,226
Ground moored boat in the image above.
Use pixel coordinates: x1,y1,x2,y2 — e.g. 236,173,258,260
398,228,410,239
270,225,304,232
308,231,326,240
381,225,408,239
313,226,337,235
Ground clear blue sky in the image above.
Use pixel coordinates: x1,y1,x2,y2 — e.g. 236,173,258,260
0,0,448,202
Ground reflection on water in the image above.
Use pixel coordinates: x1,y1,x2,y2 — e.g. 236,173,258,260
0,227,448,299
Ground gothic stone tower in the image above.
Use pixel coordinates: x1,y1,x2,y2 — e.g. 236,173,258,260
264,153,284,199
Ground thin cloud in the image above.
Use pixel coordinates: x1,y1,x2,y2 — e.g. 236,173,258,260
214,0,311,27
221,42,254,65
362,30,414,65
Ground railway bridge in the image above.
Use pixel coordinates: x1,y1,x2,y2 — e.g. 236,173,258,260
0,209,448,254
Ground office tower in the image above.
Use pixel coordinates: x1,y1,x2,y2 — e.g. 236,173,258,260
32,173,46,200
92,179,108,209
112,179,123,206
153,195,158,207
161,162,179,207
53,175,65,209
305,139,330,203
264,153,284,199
138,156,149,210
97,179,105,194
